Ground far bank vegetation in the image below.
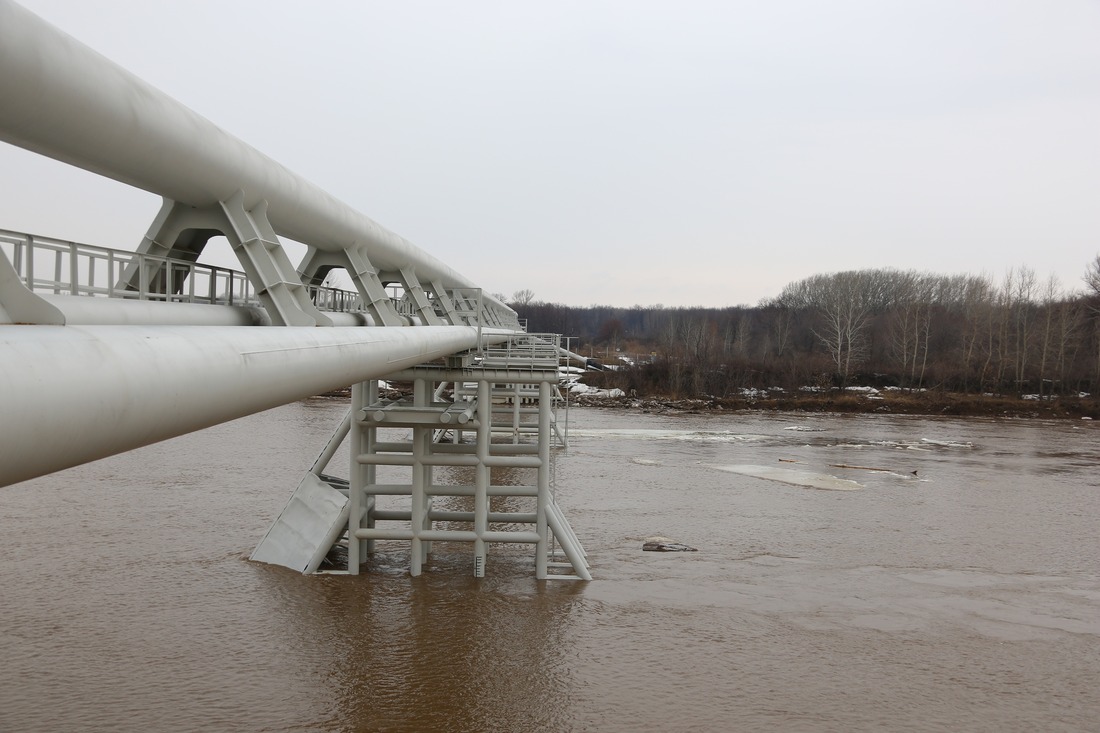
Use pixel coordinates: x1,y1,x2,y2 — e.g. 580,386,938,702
513,259,1100,401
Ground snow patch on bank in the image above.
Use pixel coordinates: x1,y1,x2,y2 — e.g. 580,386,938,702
568,383,625,399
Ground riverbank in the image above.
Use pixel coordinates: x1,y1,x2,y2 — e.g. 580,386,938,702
322,381,1098,420
568,387,1100,420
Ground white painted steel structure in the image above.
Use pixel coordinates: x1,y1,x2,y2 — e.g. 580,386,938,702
0,324,494,487
251,344,589,581
0,1,589,578
0,1,508,312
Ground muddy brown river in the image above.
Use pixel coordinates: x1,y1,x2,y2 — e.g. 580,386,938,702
2,401,1097,731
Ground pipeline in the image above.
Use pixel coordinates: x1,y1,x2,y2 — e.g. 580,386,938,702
0,1,526,487
0,0,513,316
0,324,512,487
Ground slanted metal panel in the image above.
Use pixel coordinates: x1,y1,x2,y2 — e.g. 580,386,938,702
0,244,65,324
250,473,349,574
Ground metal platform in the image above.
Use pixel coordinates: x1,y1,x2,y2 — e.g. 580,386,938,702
250,334,590,580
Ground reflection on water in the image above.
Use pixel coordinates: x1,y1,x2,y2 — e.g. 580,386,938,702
253,559,585,732
1,402,1098,731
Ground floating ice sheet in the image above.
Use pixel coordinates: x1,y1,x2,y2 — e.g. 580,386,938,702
920,438,974,449
569,428,769,443
711,464,864,491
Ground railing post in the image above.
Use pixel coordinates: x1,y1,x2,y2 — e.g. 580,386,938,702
476,289,484,356
69,241,79,295
137,254,147,300
11,234,24,274
53,248,62,294
25,235,34,290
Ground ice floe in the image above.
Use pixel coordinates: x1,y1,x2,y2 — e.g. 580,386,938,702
568,428,768,443
920,438,974,449
710,464,864,490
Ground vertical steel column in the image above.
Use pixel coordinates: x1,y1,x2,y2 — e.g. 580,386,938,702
409,378,428,576
474,379,490,577
348,382,364,575
364,380,379,560
511,382,522,444
349,380,380,574
423,379,436,558
536,380,551,579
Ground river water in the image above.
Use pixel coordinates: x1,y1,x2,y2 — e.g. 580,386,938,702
1,401,1097,732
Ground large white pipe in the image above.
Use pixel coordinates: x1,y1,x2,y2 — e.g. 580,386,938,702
0,324,510,487
0,0,513,315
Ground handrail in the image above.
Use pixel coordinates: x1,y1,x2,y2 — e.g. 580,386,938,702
0,228,367,313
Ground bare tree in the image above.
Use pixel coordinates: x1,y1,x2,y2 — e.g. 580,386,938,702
957,275,995,391
596,317,624,351
811,272,873,382
1085,254,1100,296
659,315,687,396
511,289,536,306
888,271,933,386
1011,266,1038,390
771,308,792,359
1084,255,1100,385
1036,275,1061,396
1054,299,1083,392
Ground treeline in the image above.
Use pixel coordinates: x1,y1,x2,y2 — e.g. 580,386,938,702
513,261,1100,398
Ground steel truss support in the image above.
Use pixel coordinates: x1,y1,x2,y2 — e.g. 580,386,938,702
124,194,331,326
395,266,443,325
429,279,459,325
297,245,405,327
0,0,519,328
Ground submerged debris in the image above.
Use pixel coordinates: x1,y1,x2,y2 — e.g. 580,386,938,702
643,536,698,552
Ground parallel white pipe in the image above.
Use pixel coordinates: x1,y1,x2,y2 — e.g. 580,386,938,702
355,453,541,468
368,441,539,455
0,0,514,316
38,295,270,327
0,324,509,487
352,528,542,544
348,484,538,497
40,295,385,327
371,509,539,523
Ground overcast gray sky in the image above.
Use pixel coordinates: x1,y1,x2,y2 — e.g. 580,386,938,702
3,0,1099,307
